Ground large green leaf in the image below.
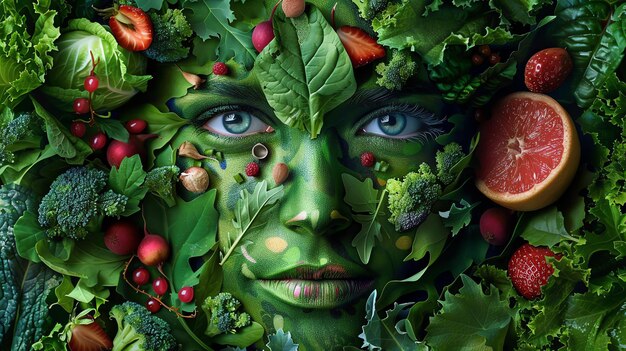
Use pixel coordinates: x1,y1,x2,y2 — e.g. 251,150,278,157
424,275,515,350
108,155,148,216
359,290,419,350
519,206,580,248
144,190,219,312
254,6,356,138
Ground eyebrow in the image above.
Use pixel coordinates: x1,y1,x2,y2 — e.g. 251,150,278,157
347,87,406,107
201,81,267,102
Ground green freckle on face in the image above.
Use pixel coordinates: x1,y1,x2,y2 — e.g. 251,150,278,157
282,247,301,263
241,263,256,279
320,258,328,265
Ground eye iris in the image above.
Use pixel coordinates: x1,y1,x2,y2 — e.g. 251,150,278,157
222,112,252,134
378,114,407,136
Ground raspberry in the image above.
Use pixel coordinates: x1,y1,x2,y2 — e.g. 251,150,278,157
360,152,375,167
245,162,260,177
213,62,229,76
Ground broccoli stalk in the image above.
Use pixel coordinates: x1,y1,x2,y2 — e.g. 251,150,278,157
386,163,441,232
110,302,177,351
37,167,128,240
202,292,251,337
375,49,419,91
145,165,180,207
435,142,466,185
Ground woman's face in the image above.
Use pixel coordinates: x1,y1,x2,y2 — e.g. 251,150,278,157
170,72,445,349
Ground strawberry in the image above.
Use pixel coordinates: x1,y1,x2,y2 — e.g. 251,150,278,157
68,318,113,351
108,5,153,52
524,48,573,93
508,243,560,299
336,26,385,68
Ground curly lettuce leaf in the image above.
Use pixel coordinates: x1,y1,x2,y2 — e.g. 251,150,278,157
254,6,356,138
0,0,62,108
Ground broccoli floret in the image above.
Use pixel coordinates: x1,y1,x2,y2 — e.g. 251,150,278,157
0,112,43,164
145,9,193,63
202,292,251,337
386,163,441,232
145,165,180,207
375,49,418,91
110,302,177,351
435,143,466,185
37,167,128,240
353,0,389,20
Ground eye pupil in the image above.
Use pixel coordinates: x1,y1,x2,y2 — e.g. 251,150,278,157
224,113,242,124
380,115,397,126
222,112,252,134
377,114,406,136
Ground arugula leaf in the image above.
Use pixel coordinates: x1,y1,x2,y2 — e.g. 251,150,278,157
439,199,479,236
342,174,387,264
359,290,418,351
181,0,257,69
254,6,356,138
266,329,299,351
220,181,284,265
424,275,515,350
519,206,581,248
108,155,148,216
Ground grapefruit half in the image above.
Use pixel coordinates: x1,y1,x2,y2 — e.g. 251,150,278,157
475,92,580,211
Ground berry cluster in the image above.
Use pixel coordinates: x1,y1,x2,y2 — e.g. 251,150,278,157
471,45,500,66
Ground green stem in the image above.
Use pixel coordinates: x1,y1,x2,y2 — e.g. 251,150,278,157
177,317,215,351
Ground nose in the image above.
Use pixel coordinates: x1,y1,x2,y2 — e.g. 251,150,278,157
277,132,352,236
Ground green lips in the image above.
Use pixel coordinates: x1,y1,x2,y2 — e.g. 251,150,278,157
258,279,374,309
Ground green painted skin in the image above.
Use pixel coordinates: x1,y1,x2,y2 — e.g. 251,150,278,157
170,70,446,349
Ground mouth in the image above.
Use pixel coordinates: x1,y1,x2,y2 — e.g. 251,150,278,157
257,264,375,308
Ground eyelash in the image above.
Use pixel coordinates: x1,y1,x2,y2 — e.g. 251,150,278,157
360,103,446,142
189,105,267,140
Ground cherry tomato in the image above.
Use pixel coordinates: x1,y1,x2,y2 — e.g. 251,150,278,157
178,286,194,303
146,298,161,313
132,267,150,286
152,276,168,296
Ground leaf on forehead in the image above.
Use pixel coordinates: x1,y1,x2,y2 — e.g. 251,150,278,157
254,5,357,138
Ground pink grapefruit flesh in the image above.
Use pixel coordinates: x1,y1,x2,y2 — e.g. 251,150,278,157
476,92,580,211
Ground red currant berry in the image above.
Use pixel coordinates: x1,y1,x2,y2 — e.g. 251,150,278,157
478,45,491,57
89,132,107,151
132,267,150,285
212,62,229,76
146,298,161,313
70,121,87,138
125,119,147,134
84,75,99,93
245,162,260,177
178,286,194,303
73,98,90,114
488,52,501,65
471,54,484,66
152,276,169,296
360,152,375,167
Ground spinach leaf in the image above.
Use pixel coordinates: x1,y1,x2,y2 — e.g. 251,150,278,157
254,6,356,138
108,154,148,216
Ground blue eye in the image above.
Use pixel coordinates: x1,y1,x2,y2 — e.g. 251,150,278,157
360,106,444,141
203,110,272,137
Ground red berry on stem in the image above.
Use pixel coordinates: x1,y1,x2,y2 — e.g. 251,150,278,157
84,75,99,93
70,121,87,138
360,152,375,167
252,21,274,52
146,298,161,313
245,162,260,177
125,119,147,134
508,243,560,299
478,45,491,57
471,54,484,66
89,132,108,150
73,98,90,115
178,286,194,303
152,276,168,296
132,267,150,285
479,207,512,246
524,47,573,93
213,62,229,76
488,52,501,65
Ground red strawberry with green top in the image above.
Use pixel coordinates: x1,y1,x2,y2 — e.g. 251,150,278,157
524,48,573,93
68,318,112,351
336,26,385,68
508,243,560,299
108,5,153,52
